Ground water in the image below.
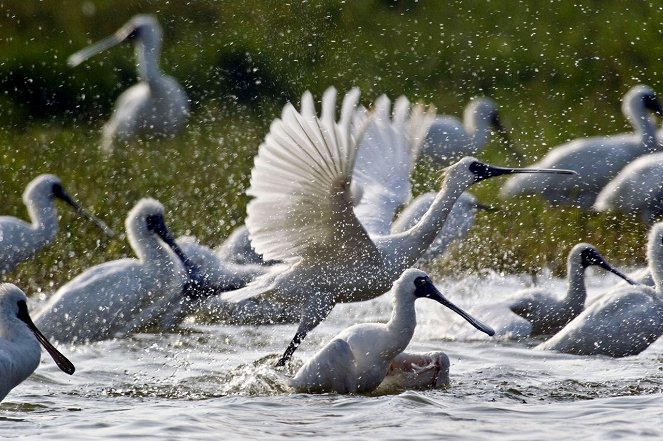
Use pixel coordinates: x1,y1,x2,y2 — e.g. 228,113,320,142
2,270,662,440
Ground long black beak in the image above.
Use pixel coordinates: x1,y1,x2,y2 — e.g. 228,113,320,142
414,277,495,336
147,215,197,276
17,301,75,375
469,161,576,182
474,201,498,212
53,187,114,237
586,251,639,286
147,215,214,299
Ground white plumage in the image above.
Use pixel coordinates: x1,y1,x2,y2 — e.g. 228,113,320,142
34,198,196,343
69,14,189,152
0,284,74,402
391,192,484,262
290,269,492,394
593,151,663,223
501,85,663,207
536,222,663,357
0,174,112,275
421,97,521,167
453,243,637,340
218,86,575,366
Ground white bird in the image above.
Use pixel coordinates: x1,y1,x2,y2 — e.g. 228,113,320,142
0,283,74,402
501,85,663,208
456,243,638,340
291,269,493,394
391,192,489,262
593,151,663,224
34,198,200,343
536,222,663,357
0,174,113,275
420,97,523,167
68,14,190,153
214,92,435,266
217,86,575,366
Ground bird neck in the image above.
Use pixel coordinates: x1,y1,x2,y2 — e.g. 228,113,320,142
647,236,663,293
128,227,176,268
379,174,468,268
25,194,59,244
464,113,491,148
564,258,588,312
135,39,162,84
625,101,658,147
385,294,417,355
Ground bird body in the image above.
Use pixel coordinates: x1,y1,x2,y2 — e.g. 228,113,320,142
537,222,663,356
219,86,575,365
69,14,189,152
593,151,663,223
34,199,194,343
291,269,492,394
0,174,111,274
455,243,637,340
0,284,74,402
421,97,520,166
500,85,663,207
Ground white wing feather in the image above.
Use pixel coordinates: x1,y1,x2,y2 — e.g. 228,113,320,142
352,95,436,235
245,87,378,264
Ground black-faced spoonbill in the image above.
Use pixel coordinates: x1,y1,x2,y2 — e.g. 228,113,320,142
536,222,663,357
500,85,663,208
68,14,189,152
33,198,201,343
421,97,523,167
218,86,575,366
0,174,113,275
493,243,638,338
291,269,493,394
593,151,663,224
0,284,74,402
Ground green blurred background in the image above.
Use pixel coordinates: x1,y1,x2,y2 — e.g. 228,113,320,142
1,1,661,292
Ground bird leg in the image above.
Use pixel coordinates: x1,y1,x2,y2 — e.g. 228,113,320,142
275,292,335,367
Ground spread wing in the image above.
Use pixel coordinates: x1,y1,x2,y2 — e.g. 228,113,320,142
245,87,379,264
352,95,436,235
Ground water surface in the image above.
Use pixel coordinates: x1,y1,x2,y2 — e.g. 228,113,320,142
2,271,662,440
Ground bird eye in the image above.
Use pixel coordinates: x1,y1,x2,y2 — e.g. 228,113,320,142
414,276,428,287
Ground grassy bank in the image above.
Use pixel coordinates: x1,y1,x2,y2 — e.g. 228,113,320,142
1,1,660,291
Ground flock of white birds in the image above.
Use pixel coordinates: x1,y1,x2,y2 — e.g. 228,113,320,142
2,14,663,399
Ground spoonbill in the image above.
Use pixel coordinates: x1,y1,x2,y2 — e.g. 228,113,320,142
34,198,201,343
68,14,189,152
219,86,575,366
453,243,638,340
291,269,493,394
0,174,113,275
593,151,663,224
500,85,663,208
391,192,489,262
536,222,663,357
421,97,523,167
0,283,74,402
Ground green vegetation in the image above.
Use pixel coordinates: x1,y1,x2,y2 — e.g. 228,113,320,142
1,1,660,291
